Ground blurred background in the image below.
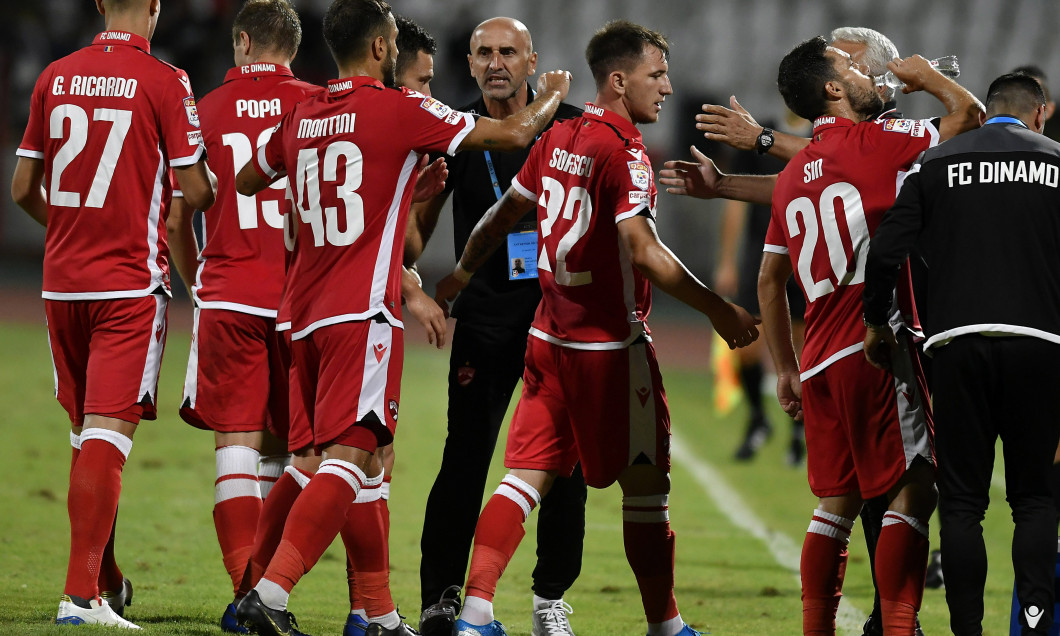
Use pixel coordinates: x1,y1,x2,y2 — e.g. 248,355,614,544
4,0,1060,315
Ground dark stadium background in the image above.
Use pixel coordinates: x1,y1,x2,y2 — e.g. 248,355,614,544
3,0,1059,321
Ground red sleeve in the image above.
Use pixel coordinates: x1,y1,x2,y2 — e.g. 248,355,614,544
16,68,49,159
251,114,290,181
396,90,476,157
162,69,206,167
869,118,939,172
764,177,789,254
606,146,656,224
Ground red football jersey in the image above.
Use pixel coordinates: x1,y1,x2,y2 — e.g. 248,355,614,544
252,77,475,339
193,64,322,316
764,115,939,379
511,103,656,349
17,31,205,299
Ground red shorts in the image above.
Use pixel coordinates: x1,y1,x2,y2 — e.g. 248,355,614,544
802,336,934,499
291,319,403,452
45,295,168,426
278,328,312,453
180,308,289,438
505,336,670,489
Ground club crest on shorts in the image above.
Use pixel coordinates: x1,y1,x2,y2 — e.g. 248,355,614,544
457,366,475,386
388,398,399,422
627,160,650,190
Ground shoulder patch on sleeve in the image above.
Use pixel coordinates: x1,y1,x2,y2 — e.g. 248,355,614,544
882,118,914,134
627,160,651,190
419,96,452,120
183,96,200,127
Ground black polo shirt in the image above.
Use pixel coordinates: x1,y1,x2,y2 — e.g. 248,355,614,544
443,86,582,327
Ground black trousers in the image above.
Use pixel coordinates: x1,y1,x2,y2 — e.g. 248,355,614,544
419,320,587,610
933,335,1060,636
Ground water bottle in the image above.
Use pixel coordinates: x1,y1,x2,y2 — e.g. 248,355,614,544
875,55,960,90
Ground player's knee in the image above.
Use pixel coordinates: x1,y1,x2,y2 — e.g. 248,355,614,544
617,465,671,497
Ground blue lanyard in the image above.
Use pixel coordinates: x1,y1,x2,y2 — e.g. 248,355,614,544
483,150,504,200
483,88,539,201
984,116,1028,128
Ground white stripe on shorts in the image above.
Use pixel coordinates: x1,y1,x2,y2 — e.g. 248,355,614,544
182,307,201,408
137,295,168,405
356,320,394,425
627,342,659,469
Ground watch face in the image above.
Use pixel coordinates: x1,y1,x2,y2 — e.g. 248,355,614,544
759,133,771,146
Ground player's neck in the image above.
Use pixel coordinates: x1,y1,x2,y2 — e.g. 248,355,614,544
337,61,383,85
103,14,152,41
245,53,292,69
483,83,529,119
593,93,636,126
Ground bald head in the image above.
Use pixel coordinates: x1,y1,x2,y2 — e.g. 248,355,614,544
468,16,538,106
470,17,532,54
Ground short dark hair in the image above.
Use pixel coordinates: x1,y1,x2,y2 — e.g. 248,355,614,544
323,0,393,65
395,15,436,79
986,72,1046,115
777,36,839,121
585,20,669,89
1012,64,1051,102
232,0,302,60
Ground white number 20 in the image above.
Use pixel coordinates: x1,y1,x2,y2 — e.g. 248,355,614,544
784,182,870,302
539,176,593,286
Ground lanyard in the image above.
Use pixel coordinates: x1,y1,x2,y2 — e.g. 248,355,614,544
984,116,1028,128
483,87,539,201
483,150,504,200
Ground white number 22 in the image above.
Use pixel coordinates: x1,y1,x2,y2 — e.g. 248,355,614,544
539,176,593,286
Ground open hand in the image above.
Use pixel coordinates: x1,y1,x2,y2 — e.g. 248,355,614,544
659,146,725,199
412,155,448,203
696,96,761,151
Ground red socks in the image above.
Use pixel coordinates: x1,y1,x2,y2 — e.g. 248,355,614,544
65,430,132,600
801,510,854,636
623,495,680,627
71,432,124,594
340,479,391,617
465,475,541,602
214,446,262,597
243,466,312,595
262,459,368,593
877,512,930,635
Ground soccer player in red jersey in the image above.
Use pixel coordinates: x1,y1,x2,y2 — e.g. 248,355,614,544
432,20,759,636
753,38,981,635
164,1,321,631
231,0,571,634
10,0,216,628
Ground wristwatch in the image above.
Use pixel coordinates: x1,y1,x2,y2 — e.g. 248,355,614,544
754,127,775,155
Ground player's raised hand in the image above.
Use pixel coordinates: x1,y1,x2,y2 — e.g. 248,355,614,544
711,301,761,350
413,156,448,203
660,146,724,199
696,96,761,151
537,70,572,101
887,55,934,94
776,370,803,421
405,285,447,349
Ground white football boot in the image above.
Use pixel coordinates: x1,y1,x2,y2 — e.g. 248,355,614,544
56,594,141,628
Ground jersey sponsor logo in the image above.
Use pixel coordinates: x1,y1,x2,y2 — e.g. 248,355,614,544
236,98,282,119
419,96,452,120
627,160,651,190
444,110,462,125
584,103,605,116
883,118,914,134
910,120,926,137
629,190,650,205
187,130,203,146
457,366,475,386
178,74,193,96
404,89,426,99
548,148,594,177
626,148,643,160
183,96,200,127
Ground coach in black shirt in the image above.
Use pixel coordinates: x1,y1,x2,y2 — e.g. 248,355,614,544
864,73,1060,636
405,17,585,636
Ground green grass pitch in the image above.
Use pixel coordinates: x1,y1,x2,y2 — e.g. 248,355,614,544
0,320,1023,635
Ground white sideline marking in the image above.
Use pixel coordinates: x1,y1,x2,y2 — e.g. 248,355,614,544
671,431,867,635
